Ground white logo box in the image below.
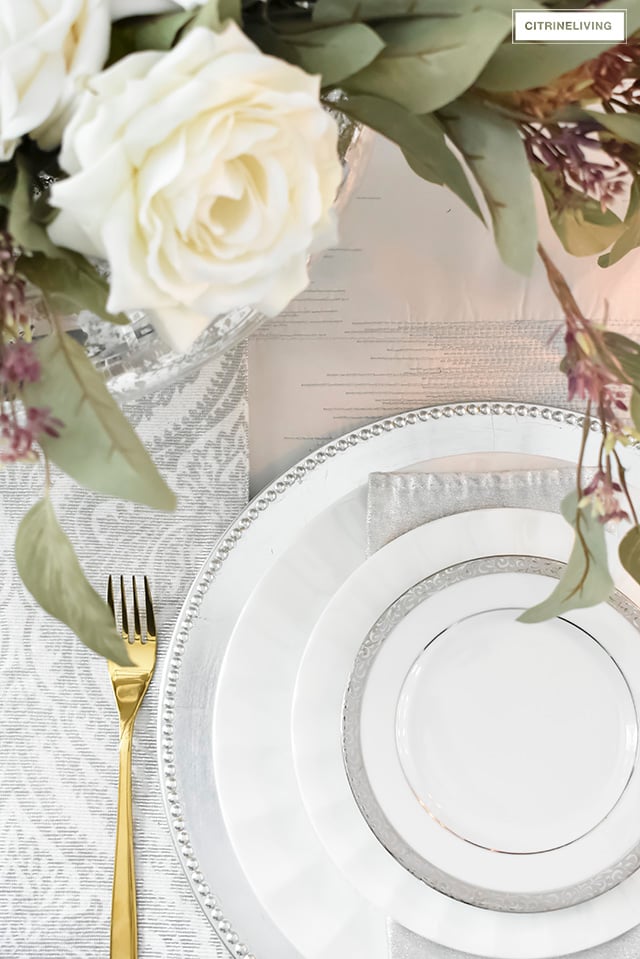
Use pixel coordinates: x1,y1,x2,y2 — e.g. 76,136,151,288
512,8,627,43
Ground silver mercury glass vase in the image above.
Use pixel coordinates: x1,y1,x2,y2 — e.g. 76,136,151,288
30,106,367,400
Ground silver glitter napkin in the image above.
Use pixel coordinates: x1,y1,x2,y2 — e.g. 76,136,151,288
387,918,640,959
367,468,580,555
367,469,640,959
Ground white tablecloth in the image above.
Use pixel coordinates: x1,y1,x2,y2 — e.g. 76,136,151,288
0,347,248,958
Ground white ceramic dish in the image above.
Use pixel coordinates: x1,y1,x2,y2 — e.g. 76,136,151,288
158,403,640,959
332,525,640,910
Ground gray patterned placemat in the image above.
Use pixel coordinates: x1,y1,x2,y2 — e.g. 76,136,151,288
0,347,248,958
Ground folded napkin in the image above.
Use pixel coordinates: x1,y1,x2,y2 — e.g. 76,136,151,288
367,468,580,555
387,918,640,959
368,468,640,959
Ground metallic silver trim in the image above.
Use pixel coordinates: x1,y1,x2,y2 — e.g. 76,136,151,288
342,555,640,913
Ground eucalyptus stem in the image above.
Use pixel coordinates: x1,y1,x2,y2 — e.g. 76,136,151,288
569,400,593,598
613,448,640,526
43,452,51,494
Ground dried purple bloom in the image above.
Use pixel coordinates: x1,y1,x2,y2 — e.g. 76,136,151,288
0,341,41,385
26,406,63,439
524,123,628,212
0,406,62,464
580,469,630,523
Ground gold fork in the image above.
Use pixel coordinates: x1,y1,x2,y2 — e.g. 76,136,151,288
107,575,157,959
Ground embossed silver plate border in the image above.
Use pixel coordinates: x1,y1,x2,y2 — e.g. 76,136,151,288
342,554,640,913
157,401,640,959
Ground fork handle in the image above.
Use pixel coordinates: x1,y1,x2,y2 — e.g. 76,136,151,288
111,719,137,959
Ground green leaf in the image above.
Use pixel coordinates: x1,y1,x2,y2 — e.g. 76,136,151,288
599,180,640,268
0,161,16,207
534,168,624,257
16,498,129,665
17,251,127,326
601,330,640,387
108,10,193,63
620,526,640,587
274,24,384,85
439,98,536,273
343,10,511,114
339,93,482,219
186,0,241,30
519,492,614,623
478,0,640,92
312,0,541,23
631,390,640,432
22,330,176,511
589,111,640,146
8,156,61,258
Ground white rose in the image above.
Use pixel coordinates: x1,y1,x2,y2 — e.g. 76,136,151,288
110,0,203,19
0,0,110,159
48,24,342,352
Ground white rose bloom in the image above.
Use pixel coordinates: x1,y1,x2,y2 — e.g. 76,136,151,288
110,0,203,18
49,24,342,352
0,0,110,159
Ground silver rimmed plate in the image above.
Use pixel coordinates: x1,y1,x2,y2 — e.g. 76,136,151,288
158,403,640,959
290,509,640,948
340,550,640,912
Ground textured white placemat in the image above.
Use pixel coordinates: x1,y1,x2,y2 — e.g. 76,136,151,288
0,347,248,958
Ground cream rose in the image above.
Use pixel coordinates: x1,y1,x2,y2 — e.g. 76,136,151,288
48,24,341,352
0,0,110,159
110,0,203,18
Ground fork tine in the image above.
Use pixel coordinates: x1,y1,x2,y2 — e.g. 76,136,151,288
132,577,142,642
119,575,130,642
107,575,115,620
144,576,157,643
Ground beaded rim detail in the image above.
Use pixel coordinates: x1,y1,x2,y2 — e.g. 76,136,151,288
158,402,603,958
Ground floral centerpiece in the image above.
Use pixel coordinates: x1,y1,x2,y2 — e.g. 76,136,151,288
3,0,640,660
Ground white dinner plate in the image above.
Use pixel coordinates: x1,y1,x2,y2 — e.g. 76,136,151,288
291,515,640,916
215,506,640,959
158,403,640,959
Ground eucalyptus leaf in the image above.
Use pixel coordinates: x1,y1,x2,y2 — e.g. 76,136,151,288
276,24,384,85
9,156,61,258
620,526,640,587
23,331,176,511
588,111,640,147
601,330,640,388
108,9,193,63
244,21,298,61
0,162,16,207
518,492,614,623
535,168,624,257
439,98,536,274
478,0,640,92
631,390,640,433
599,181,640,268
16,498,129,665
339,94,482,218
344,10,510,114
312,0,541,23
185,0,242,31
17,251,127,326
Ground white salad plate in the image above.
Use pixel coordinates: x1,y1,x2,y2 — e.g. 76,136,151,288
292,511,640,922
158,403,640,959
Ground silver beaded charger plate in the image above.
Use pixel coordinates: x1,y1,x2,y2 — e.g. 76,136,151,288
157,403,640,959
